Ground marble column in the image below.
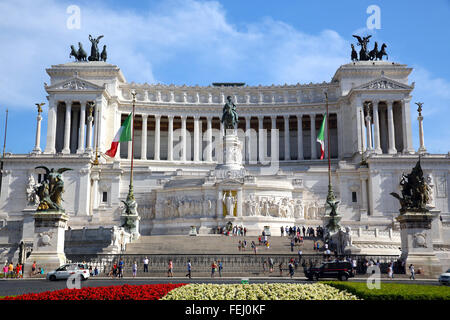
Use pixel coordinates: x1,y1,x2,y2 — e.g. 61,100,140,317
193,116,200,162
360,108,366,152
387,100,397,154
44,98,57,154
237,189,243,217
360,177,369,219
284,115,290,160
62,101,72,154
181,116,187,161
417,105,427,153
310,114,317,159
245,116,251,163
364,103,373,150
402,98,415,154
297,114,304,160
86,104,94,152
167,115,174,161
206,116,213,162
258,116,265,162
32,110,43,153
154,115,161,160
372,100,382,154
77,102,86,154
141,114,148,160
271,116,276,159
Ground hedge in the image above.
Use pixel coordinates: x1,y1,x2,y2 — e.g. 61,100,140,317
325,281,450,300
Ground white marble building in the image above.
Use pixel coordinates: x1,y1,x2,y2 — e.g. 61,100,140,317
0,60,449,260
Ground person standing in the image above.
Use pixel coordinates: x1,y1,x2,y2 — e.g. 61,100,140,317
118,258,124,278
143,257,149,273
3,263,8,278
280,226,284,236
132,261,137,278
186,260,192,279
211,261,217,278
297,249,302,264
168,260,174,277
279,262,283,276
409,264,415,280
30,261,36,277
8,262,13,278
218,260,223,277
268,257,274,273
290,239,295,252
288,261,295,278
388,263,393,279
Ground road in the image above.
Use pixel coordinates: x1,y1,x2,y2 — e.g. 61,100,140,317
0,277,441,297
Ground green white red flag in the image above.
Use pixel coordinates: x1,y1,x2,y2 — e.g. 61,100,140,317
105,113,132,157
316,113,326,160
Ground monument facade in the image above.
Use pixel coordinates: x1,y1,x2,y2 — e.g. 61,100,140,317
0,45,449,266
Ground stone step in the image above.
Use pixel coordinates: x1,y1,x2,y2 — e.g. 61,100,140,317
124,235,323,255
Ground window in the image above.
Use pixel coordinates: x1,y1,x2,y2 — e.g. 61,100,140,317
102,192,108,203
352,192,357,203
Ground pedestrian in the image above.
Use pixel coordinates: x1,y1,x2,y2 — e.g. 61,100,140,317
30,261,36,277
288,261,294,278
388,263,393,279
168,260,174,277
211,261,217,278
297,249,302,263
112,262,117,277
280,226,284,236
94,266,98,276
238,240,242,251
8,262,13,278
218,260,223,277
186,260,192,279
290,239,294,252
132,261,137,278
263,260,267,273
3,263,8,278
279,262,283,276
409,264,415,280
143,256,149,273
118,258,124,278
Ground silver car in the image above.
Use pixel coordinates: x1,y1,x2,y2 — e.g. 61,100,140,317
46,263,90,281
438,269,450,285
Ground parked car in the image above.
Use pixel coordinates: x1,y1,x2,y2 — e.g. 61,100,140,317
46,263,90,281
304,261,354,281
438,269,450,285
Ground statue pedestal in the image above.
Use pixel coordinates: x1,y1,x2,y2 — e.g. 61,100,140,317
396,211,443,277
120,214,140,241
215,133,246,179
24,211,69,278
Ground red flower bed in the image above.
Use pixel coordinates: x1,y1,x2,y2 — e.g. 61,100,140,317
3,283,186,300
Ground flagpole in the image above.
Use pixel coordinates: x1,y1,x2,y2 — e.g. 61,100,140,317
129,91,136,196
324,92,331,187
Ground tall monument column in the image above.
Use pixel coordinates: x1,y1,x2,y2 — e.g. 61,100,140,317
193,116,200,162
32,103,44,154
77,102,86,154
206,116,213,162
416,102,427,154
258,116,265,163
181,116,187,161
284,115,290,160
44,98,57,154
141,114,148,160
154,114,161,160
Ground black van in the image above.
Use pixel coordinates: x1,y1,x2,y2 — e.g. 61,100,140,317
304,261,354,281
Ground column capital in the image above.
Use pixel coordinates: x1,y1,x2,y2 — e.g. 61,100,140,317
385,100,394,106
297,114,303,119
181,115,187,121
154,114,161,120
283,114,290,120
64,100,72,107
310,113,316,119
167,114,174,120
193,115,200,120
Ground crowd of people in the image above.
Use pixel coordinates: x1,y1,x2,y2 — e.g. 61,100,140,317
2,261,45,278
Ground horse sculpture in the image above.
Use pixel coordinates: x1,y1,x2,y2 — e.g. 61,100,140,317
351,44,358,61
221,96,238,130
368,42,378,61
376,43,388,60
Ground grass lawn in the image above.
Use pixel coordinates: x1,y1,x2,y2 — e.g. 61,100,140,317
325,281,450,300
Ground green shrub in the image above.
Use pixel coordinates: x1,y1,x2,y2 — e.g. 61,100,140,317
325,281,450,300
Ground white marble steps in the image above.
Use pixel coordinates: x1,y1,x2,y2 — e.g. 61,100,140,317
124,235,319,254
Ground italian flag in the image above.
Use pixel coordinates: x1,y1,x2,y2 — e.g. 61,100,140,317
316,113,326,160
105,113,132,157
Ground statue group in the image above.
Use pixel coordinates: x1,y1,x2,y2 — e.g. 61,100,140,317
221,96,239,131
390,159,431,213
351,35,387,61
33,167,72,212
70,35,107,62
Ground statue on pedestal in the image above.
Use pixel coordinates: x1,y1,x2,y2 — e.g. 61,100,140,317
223,191,237,216
34,167,72,212
390,159,431,214
221,96,238,130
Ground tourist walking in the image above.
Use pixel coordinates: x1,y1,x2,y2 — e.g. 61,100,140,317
290,239,295,252
30,261,36,277
143,256,149,273
132,261,137,278
168,260,174,277
3,263,8,278
279,262,283,276
388,263,394,279
268,257,274,273
186,260,192,279
409,264,415,280
8,262,13,278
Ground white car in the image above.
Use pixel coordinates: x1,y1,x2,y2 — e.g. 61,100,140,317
46,263,90,281
438,269,450,286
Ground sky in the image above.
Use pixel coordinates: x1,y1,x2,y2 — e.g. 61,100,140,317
0,0,449,154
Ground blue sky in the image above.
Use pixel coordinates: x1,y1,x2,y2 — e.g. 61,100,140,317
0,0,449,154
